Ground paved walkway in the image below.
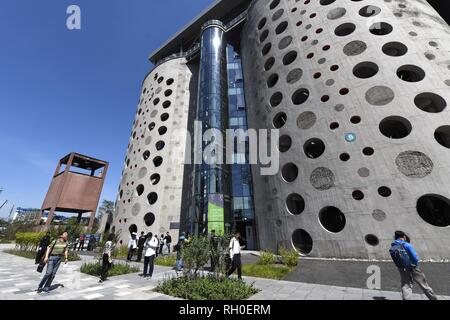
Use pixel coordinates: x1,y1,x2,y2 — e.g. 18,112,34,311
0,245,448,300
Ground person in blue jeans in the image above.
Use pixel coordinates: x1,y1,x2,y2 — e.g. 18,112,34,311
37,231,69,293
390,231,437,300
175,233,186,271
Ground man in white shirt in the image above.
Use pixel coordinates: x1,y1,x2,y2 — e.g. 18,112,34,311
226,232,245,280
142,232,159,279
127,232,138,261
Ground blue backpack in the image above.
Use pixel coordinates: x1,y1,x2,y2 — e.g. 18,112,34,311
389,242,413,269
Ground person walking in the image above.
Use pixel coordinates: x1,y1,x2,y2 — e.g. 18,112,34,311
226,232,245,280
159,234,165,255
209,230,220,272
78,234,85,251
142,232,159,279
99,234,115,283
127,232,138,261
35,232,51,264
175,233,186,271
37,231,69,293
72,237,79,252
389,231,438,300
165,232,172,254
136,231,146,262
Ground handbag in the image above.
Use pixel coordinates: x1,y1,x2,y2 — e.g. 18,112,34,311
36,238,58,273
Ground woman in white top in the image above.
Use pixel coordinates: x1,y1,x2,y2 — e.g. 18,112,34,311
127,233,138,261
142,232,159,279
226,232,245,279
99,234,115,283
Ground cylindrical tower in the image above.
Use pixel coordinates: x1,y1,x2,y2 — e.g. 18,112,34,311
242,0,450,259
193,20,232,235
111,58,194,245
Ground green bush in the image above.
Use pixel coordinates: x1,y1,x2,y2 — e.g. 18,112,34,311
182,236,211,276
279,247,299,267
242,263,292,280
155,254,176,267
258,250,276,265
15,232,46,251
112,245,129,259
155,274,260,300
4,249,81,261
80,261,139,277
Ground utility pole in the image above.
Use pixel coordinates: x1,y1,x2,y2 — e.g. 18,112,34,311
7,205,15,222
0,200,7,210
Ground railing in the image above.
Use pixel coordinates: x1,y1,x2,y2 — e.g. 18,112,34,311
154,10,248,67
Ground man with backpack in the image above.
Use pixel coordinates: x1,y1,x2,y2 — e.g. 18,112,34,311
389,231,437,300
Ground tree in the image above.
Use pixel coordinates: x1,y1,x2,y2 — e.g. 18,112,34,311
97,200,114,221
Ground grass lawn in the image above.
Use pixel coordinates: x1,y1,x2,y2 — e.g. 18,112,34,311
4,249,80,261
242,263,293,280
80,261,140,277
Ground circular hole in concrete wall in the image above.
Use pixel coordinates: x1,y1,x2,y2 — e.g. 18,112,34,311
434,126,450,148
353,62,379,79
283,51,298,65
275,21,288,34
157,76,164,84
292,229,313,255
153,98,160,106
279,36,293,50
272,8,284,21
379,116,412,139
304,138,325,158
378,186,392,197
273,112,287,128
363,147,374,156
320,0,336,5
155,141,165,151
136,184,145,196
372,209,386,221
128,224,138,235
335,23,356,36
365,234,379,246
147,192,158,205
343,40,367,56
351,116,361,124
352,190,364,200
258,17,267,30
327,7,346,20
267,73,279,88
319,207,346,233
160,113,169,122
382,42,408,57
149,122,156,131
369,22,393,35
279,135,292,152
292,88,309,105
397,65,425,82
144,212,155,227
138,167,147,179
164,89,173,97
395,151,433,178
297,111,316,129
310,167,335,190
330,122,339,130
158,126,167,135
153,156,163,167
150,110,158,118
143,150,150,161
162,101,171,109
287,68,303,84
262,42,272,56
365,86,395,106
270,92,283,107
359,5,381,17
414,93,446,113
416,194,450,227
150,173,160,185
264,57,275,71
340,153,350,161
282,163,298,182
269,0,280,10
286,193,305,215
260,30,269,43
166,78,174,85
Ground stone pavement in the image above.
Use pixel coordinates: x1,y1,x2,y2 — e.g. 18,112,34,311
0,244,448,300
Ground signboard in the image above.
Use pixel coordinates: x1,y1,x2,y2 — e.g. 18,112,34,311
207,194,224,235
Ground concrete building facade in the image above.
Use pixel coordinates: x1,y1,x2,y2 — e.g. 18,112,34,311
111,0,450,259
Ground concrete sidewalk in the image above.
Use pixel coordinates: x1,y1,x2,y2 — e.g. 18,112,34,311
0,245,448,300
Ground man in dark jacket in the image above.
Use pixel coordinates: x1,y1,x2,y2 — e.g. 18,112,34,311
136,231,146,262
165,232,172,254
35,232,51,264
390,231,437,300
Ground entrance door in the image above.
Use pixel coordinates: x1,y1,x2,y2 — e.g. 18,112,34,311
245,225,255,250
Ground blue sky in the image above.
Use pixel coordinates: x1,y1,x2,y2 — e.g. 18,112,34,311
0,0,213,218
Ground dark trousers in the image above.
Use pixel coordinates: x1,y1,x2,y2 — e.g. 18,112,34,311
136,247,144,262
100,254,111,281
399,267,437,300
227,253,242,279
159,244,164,255
166,244,171,254
143,255,155,277
38,256,62,290
127,248,135,261
35,248,46,264
78,241,84,251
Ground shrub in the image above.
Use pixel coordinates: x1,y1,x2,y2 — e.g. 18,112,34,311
242,263,292,280
155,274,259,300
15,232,46,251
279,246,299,267
258,250,276,265
112,245,129,259
155,254,176,267
80,261,139,277
182,236,210,276
4,249,80,261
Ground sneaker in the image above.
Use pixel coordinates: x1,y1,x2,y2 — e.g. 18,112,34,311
98,279,103,283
